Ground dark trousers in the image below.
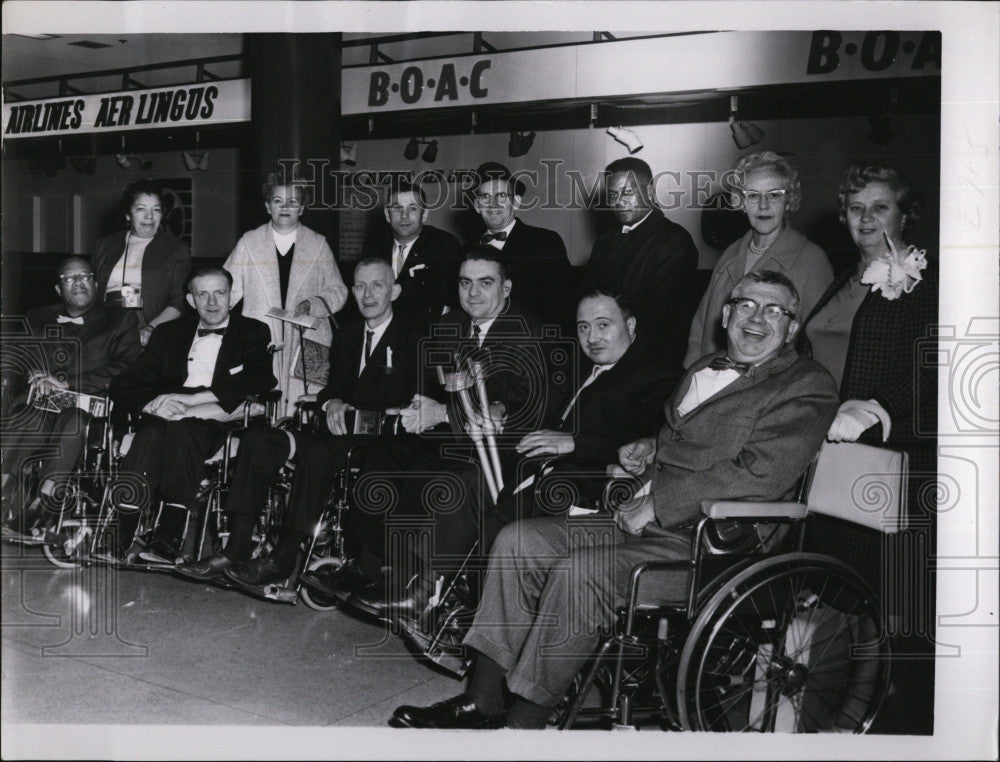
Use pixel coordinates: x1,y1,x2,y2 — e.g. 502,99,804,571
1,403,93,495
113,416,225,551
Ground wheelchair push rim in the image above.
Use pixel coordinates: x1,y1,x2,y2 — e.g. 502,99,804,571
677,553,891,733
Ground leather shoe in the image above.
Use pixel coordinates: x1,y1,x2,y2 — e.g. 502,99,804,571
350,573,434,622
391,694,503,729
299,560,372,597
223,555,290,588
175,554,232,582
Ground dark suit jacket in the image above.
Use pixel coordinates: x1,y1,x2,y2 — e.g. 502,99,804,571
361,224,462,327
316,314,420,411
421,310,544,439
91,229,192,324
803,261,938,450
472,219,572,329
554,337,672,467
24,302,143,395
110,313,276,416
577,209,701,389
651,348,839,529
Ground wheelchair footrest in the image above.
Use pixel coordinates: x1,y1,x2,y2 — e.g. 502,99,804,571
262,583,299,604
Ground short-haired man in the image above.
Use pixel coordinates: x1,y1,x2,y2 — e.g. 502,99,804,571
360,179,463,328
312,248,545,613
392,270,839,729
107,266,276,562
174,258,421,587
1,257,142,537
575,157,702,390
469,162,572,327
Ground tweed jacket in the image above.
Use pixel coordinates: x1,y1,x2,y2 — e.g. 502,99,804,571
803,259,938,449
685,226,833,367
360,224,463,328
91,229,191,324
650,348,839,530
110,312,277,417
224,223,348,415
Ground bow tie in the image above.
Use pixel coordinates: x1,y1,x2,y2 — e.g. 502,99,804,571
197,327,226,337
480,230,508,244
708,356,756,378
56,315,84,325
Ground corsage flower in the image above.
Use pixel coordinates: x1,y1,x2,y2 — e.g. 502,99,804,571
861,231,928,300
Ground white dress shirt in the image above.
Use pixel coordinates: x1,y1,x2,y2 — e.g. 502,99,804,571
272,227,297,256
675,366,741,417
392,240,415,278
359,314,392,375
484,220,517,250
184,319,229,388
105,233,153,294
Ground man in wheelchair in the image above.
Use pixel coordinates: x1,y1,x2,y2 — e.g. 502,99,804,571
392,270,840,729
174,257,420,587
1,257,142,539
104,266,276,562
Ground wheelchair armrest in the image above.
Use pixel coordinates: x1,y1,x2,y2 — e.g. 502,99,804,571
700,500,808,521
247,389,283,405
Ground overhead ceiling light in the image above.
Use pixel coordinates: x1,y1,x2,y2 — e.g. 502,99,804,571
340,142,357,166
729,95,765,150
606,126,643,154
182,130,209,171
508,131,536,158
116,153,152,170
403,137,437,163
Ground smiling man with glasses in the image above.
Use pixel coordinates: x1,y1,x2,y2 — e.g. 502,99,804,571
1,257,142,539
468,161,572,327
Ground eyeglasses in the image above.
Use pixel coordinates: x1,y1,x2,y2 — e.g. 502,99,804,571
270,198,302,208
475,191,511,204
607,188,637,204
742,189,787,205
726,297,795,322
59,273,95,284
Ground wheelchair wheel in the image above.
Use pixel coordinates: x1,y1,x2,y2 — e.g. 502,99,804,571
677,553,890,733
42,519,91,569
298,556,342,612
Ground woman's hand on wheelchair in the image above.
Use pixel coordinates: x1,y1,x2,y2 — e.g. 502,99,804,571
613,493,655,536
324,399,354,436
618,437,656,475
827,399,889,443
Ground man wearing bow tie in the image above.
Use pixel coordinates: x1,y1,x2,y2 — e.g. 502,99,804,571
575,157,702,393
1,257,142,537
107,266,276,562
359,180,462,329
392,270,839,730
469,162,572,327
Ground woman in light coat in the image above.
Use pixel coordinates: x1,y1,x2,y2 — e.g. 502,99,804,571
225,171,348,416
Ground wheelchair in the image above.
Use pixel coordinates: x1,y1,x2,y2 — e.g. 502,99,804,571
553,443,901,733
82,390,286,572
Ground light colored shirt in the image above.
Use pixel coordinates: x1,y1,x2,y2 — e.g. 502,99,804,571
471,316,497,347
621,210,653,235
184,319,229,388
676,366,741,417
272,227,297,256
359,314,392,375
105,233,153,293
392,240,415,278
560,362,614,421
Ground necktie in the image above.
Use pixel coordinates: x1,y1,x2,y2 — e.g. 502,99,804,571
56,315,84,325
708,356,755,378
480,230,508,244
197,327,227,337
364,330,374,360
392,243,406,278
471,324,481,343
561,364,607,421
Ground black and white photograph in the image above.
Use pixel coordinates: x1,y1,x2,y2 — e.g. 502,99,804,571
1,2,997,759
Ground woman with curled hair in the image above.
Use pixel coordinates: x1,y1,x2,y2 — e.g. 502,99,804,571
224,169,348,416
803,164,938,724
91,178,191,345
804,163,936,450
684,150,833,366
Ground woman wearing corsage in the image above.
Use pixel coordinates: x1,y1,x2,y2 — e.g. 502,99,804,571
803,164,938,729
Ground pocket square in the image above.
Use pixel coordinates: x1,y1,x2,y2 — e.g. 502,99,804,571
407,263,427,276
229,364,244,375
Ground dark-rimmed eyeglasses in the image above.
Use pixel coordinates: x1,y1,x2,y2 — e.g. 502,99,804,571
726,297,795,322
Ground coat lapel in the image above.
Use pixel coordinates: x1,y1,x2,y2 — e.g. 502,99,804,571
285,228,313,309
